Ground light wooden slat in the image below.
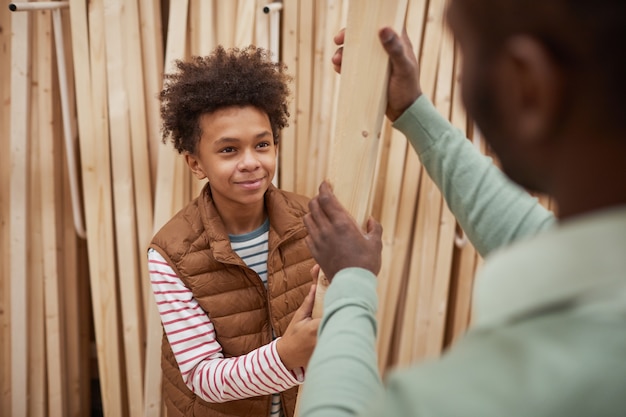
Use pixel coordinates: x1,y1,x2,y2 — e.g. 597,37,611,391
444,43,476,348
37,9,68,416
277,0,298,191
0,4,13,415
29,22,47,417
294,0,313,195
423,21,458,358
396,0,447,366
68,0,126,414
216,0,236,46
235,0,256,47
376,0,429,372
138,0,165,187
9,7,31,417
121,0,156,341
145,2,190,415
103,1,146,415
325,0,408,224
296,3,408,414
304,0,327,196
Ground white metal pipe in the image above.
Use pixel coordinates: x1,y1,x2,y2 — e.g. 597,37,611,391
9,1,69,12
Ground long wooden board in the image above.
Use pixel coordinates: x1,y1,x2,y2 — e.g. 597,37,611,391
0,4,13,415
9,8,31,417
68,0,126,415
296,0,408,414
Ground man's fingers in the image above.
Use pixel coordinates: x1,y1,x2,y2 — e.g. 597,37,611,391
366,216,383,240
379,27,404,59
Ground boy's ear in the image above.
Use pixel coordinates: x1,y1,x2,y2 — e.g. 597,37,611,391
185,153,207,180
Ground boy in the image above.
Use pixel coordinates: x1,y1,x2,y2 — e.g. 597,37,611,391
149,46,319,417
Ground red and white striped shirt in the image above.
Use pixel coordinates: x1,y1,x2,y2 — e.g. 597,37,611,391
148,225,304,412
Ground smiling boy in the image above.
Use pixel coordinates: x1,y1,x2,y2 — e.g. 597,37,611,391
148,46,319,417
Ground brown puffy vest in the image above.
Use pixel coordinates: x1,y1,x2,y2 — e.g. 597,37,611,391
150,184,315,417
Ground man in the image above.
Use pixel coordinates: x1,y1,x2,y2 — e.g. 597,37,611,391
299,1,626,416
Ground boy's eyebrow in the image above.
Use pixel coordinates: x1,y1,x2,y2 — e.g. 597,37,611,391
213,131,272,145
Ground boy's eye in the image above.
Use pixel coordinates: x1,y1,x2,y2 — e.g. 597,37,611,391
220,147,236,153
257,142,270,149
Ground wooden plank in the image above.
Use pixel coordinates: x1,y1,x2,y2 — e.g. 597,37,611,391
396,0,447,367
277,0,298,191
188,0,213,200
138,0,165,188
103,1,146,415
375,0,429,372
28,22,47,417
9,7,31,417
325,0,408,224
296,4,408,415
0,4,13,415
304,0,327,196
37,9,68,416
444,43,476,348
235,0,256,47
68,0,126,415
145,2,190,415
55,8,90,414
121,0,156,343
294,0,313,195
216,0,236,46
423,21,458,358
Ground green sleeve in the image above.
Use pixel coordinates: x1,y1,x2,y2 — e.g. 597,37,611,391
393,96,555,257
298,268,384,417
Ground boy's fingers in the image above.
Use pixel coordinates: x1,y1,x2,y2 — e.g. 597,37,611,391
333,28,346,45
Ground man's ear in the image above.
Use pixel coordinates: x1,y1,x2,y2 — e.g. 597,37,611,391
185,153,207,180
500,35,565,144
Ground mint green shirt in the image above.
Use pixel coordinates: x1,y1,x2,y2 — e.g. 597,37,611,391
299,96,626,417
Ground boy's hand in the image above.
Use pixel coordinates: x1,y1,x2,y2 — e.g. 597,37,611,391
276,283,320,371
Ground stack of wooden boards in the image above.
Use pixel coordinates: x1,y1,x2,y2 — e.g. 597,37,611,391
0,0,555,416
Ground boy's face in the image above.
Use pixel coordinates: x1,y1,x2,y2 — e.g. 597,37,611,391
186,105,277,212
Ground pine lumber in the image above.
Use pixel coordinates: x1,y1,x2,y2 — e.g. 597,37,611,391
9,7,31,416
29,25,47,417
103,1,146,415
216,0,236,46
121,0,156,341
294,0,314,196
375,0,429,372
277,0,298,191
235,0,256,47
295,4,408,415
145,2,190,415
68,0,126,415
138,0,165,188
0,5,13,414
444,44,476,348
37,9,68,416
304,0,328,196
423,22,458,358
396,0,447,366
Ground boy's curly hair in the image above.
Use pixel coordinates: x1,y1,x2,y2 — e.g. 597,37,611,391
159,46,292,154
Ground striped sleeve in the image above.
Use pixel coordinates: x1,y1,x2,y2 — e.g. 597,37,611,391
148,249,303,403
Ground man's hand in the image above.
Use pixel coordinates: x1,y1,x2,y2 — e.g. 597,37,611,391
276,282,320,371
332,27,422,121
304,181,383,281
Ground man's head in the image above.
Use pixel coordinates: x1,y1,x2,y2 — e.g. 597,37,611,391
447,0,626,194
159,46,292,155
